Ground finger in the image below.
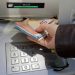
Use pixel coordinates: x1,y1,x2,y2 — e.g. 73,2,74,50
16,22,22,26
51,19,58,25
16,22,26,28
35,24,48,33
55,20,58,25
35,19,57,33
36,19,55,32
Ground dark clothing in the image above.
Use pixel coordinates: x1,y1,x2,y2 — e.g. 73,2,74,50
55,24,75,58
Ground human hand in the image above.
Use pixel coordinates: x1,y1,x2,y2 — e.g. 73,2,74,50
27,19,59,49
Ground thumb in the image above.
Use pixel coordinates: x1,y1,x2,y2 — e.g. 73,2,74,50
35,23,58,37
35,24,48,33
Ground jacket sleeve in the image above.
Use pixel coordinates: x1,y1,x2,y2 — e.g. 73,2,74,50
55,24,75,58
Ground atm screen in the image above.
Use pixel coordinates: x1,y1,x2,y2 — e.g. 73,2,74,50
7,3,45,8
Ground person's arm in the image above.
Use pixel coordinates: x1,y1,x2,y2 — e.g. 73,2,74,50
55,24,75,58
16,20,75,58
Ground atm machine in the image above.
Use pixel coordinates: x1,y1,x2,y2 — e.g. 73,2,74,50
0,0,75,75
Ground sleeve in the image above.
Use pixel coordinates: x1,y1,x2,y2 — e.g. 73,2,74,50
55,24,75,58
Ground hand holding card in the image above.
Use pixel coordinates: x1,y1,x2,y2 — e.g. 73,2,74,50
15,19,46,40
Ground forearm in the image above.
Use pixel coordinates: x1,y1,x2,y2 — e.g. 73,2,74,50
55,24,75,58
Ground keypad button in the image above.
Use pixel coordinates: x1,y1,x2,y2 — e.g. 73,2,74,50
11,51,18,58
11,66,19,72
11,58,19,65
31,64,40,69
10,46,18,51
14,47,18,50
31,57,38,62
20,52,27,57
22,65,30,71
21,58,29,63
